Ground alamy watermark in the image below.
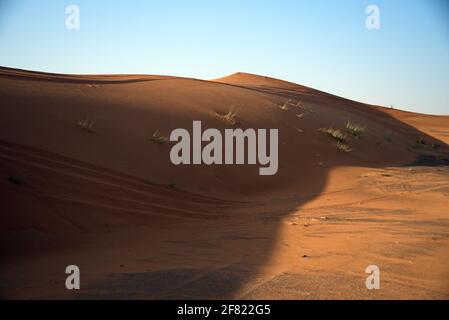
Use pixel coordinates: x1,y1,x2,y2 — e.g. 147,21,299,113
65,4,80,30
365,265,380,290
65,265,80,290
365,5,380,30
169,121,278,176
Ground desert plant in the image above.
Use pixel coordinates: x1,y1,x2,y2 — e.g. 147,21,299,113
276,99,291,111
150,130,170,145
8,175,26,186
407,145,417,152
168,181,176,189
346,121,365,137
276,99,313,114
319,127,347,143
416,137,427,145
431,143,440,149
213,110,237,125
408,139,423,151
296,103,314,114
383,131,392,142
78,115,96,133
336,141,352,153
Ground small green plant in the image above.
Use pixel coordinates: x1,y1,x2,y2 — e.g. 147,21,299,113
383,131,392,142
78,115,96,133
213,110,237,125
297,104,314,114
407,145,416,152
407,138,426,152
276,99,294,111
431,143,440,149
319,127,347,143
336,141,352,153
150,130,170,145
277,102,289,111
346,121,365,138
168,181,176,189
416,137,426,145
8,175,26,186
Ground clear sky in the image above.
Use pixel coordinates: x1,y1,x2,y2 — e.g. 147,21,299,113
0,0,448,115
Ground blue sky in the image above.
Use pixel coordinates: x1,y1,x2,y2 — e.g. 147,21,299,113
0,0,448,115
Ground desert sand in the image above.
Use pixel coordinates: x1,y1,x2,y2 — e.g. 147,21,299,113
0,67,448,299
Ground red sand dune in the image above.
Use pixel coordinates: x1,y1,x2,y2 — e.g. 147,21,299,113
1,67,448,299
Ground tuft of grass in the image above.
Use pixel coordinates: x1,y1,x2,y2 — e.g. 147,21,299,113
8,175,26,186
336,141,352,153
345,121,365,138
407,137,427,152
296,103,314,114
213,110,237,125
150,130,170,145
78,115,96,133
276,99,295,111
276,103,289,111
431,143,440,149
168,181,176,189
383,131,392,142
276,99,314,114
416,137,427,145
319,127,347,143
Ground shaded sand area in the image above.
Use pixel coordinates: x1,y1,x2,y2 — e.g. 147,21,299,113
1,67,448,299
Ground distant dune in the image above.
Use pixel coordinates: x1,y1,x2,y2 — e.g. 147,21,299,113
1,67,448,299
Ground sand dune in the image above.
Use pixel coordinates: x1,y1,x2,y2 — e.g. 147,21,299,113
1,67,448,299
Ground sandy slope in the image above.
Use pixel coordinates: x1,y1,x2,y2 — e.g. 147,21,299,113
0,67,448,299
